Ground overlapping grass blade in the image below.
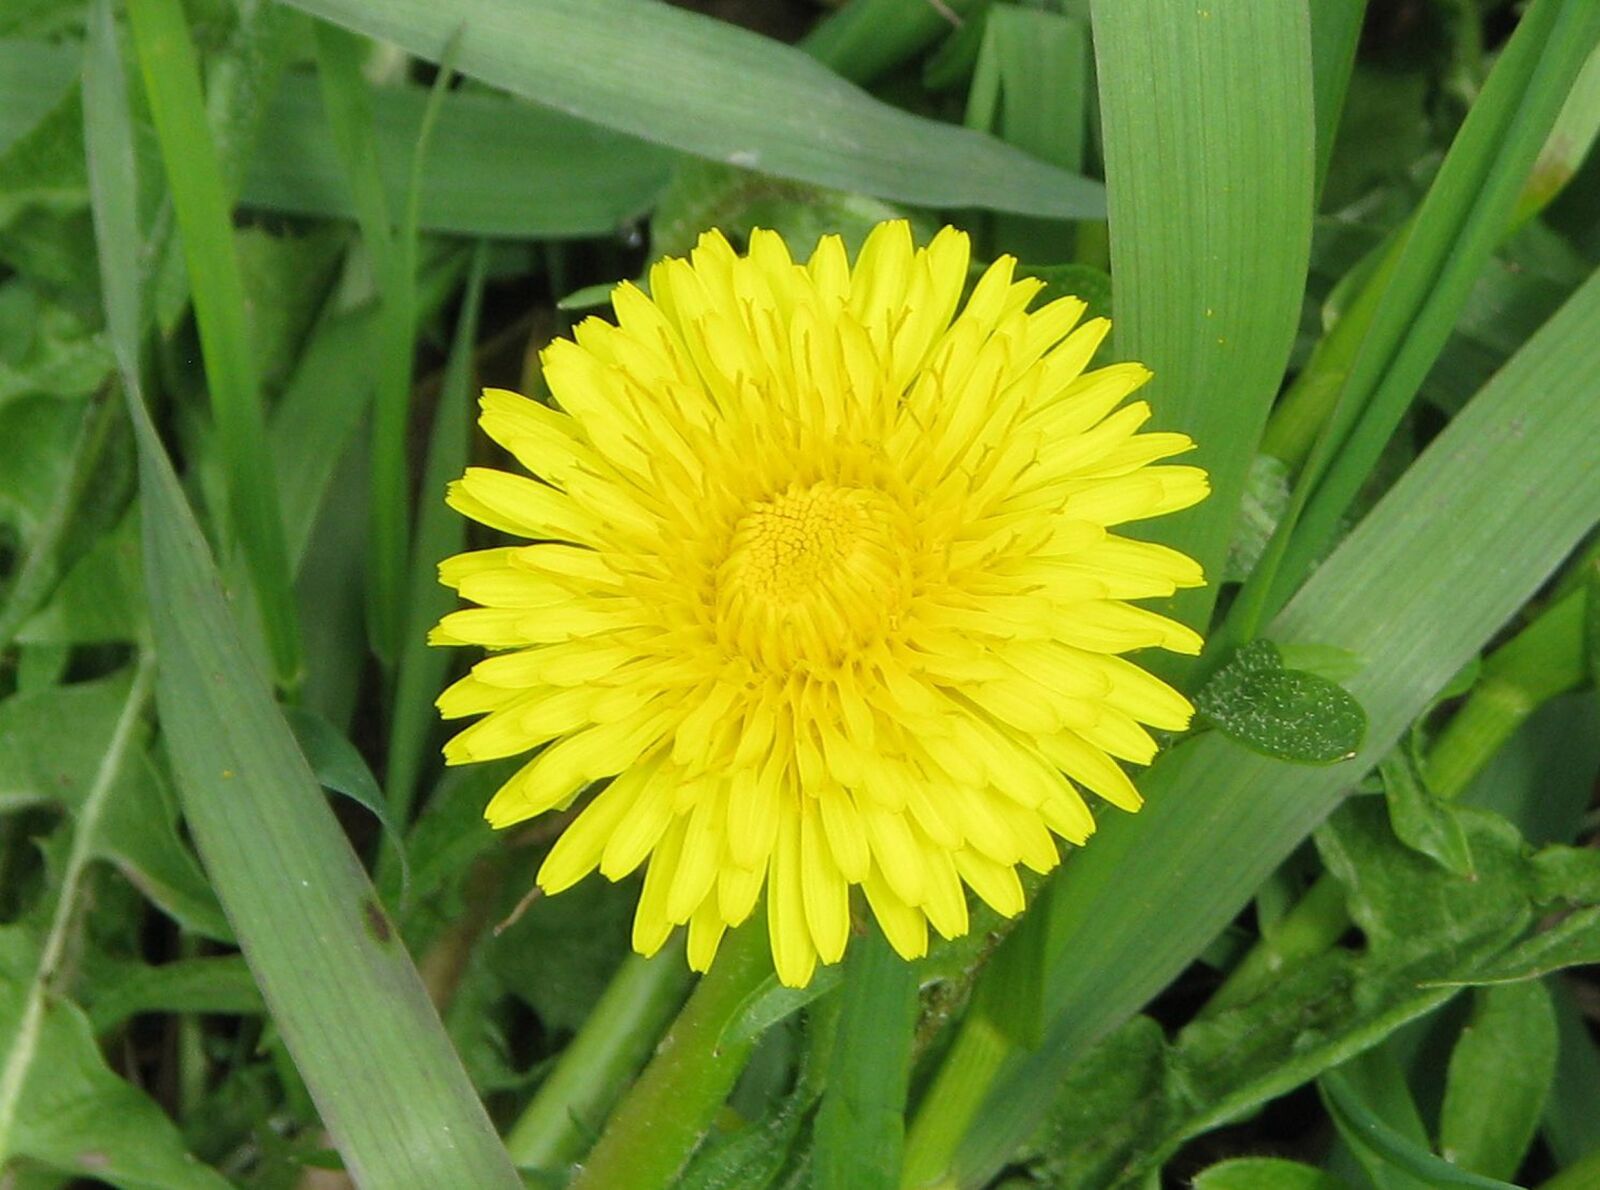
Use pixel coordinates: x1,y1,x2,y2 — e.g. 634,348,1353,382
1235,0,1600,638
0,38,676,239
802,0,983,84
311,20,418,666
245,77,675,238
383,243,488,837
84,6,520,1184
944,263,1600,1187
125,0,299,685
1310,1,1367,197
272,0,1104,219
813,927,919,1190
1090,0,1315,637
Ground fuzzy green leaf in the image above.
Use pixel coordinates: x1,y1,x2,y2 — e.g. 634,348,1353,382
1195,640,1366,764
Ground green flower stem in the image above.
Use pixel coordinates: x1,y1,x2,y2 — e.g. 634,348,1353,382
505,941,694,1175
899,1011,1011,1190
1426,585,1588,795
569,919,772,1190
1200,871,1350,1015
1207,584,1588,1014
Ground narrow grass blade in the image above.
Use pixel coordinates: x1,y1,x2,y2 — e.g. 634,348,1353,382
273,0,1105,219
86,9,521,1183
125,378,522,1188
814,927,919,1190
383,242,488,837
945,262,1600,1186
1322,1068,1520,1190
1310,1,1367,198
801,0,982,84
126,0,299,685
1091,0,1315,636
311,21,415,665
964,5,1088,262
1240,0,1600,636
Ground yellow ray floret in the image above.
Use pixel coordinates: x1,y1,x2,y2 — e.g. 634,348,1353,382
432,221,1208,987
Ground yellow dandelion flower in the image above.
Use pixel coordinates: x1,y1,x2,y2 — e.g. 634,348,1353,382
431,221,1208,987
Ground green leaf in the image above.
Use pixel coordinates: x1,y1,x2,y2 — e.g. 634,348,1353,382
1092,0,1315,638
82,954,263,1033
802,0,989,86
273,0,1104,219
489,873,637,1037
675,1076,815,1190
123,397,520,1182
127,0,299,684
1195,640,1367,764
283,705,410,897
1439,981,1556,1180
383,242,488,838
0,926,231,1188
1321,1049,1438,1190
1023,1015,1176,1190
813,927,919,1190
1546,982,1600,1166
245,73,674,239
0,286,112,405
1192,1158,1352,1190
1516,41,1600,223
1307,0,1366,199
963,5,1089,261
1322,1065,1520,1190
0,671,228,939
16,508,144,646
1378,752,1474,876
724,966,843,1049
1,39,678,241
1438,905,1600,988
233,224,345,395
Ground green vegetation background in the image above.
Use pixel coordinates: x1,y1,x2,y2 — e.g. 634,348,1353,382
1,0,1599,1187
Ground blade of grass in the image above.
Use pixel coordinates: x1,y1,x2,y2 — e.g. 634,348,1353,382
1090,0,1315,640
273,0,1105,220
926,260,1600,1187
0,39,678,240
814,926,920,1190
1322,1067,1520,1190
1229,0,1600,646
800,0,983,84
272,245,469,572
85,8,521,1182
1310,1,1368,199
311,21,415,667
963,5,1088,263
382,241,487,844
245,74,675,238
126,0,299,687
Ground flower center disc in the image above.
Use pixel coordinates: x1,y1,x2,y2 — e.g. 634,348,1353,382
717,481,905,672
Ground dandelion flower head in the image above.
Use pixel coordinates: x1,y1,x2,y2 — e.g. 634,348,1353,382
431,221,1208,987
